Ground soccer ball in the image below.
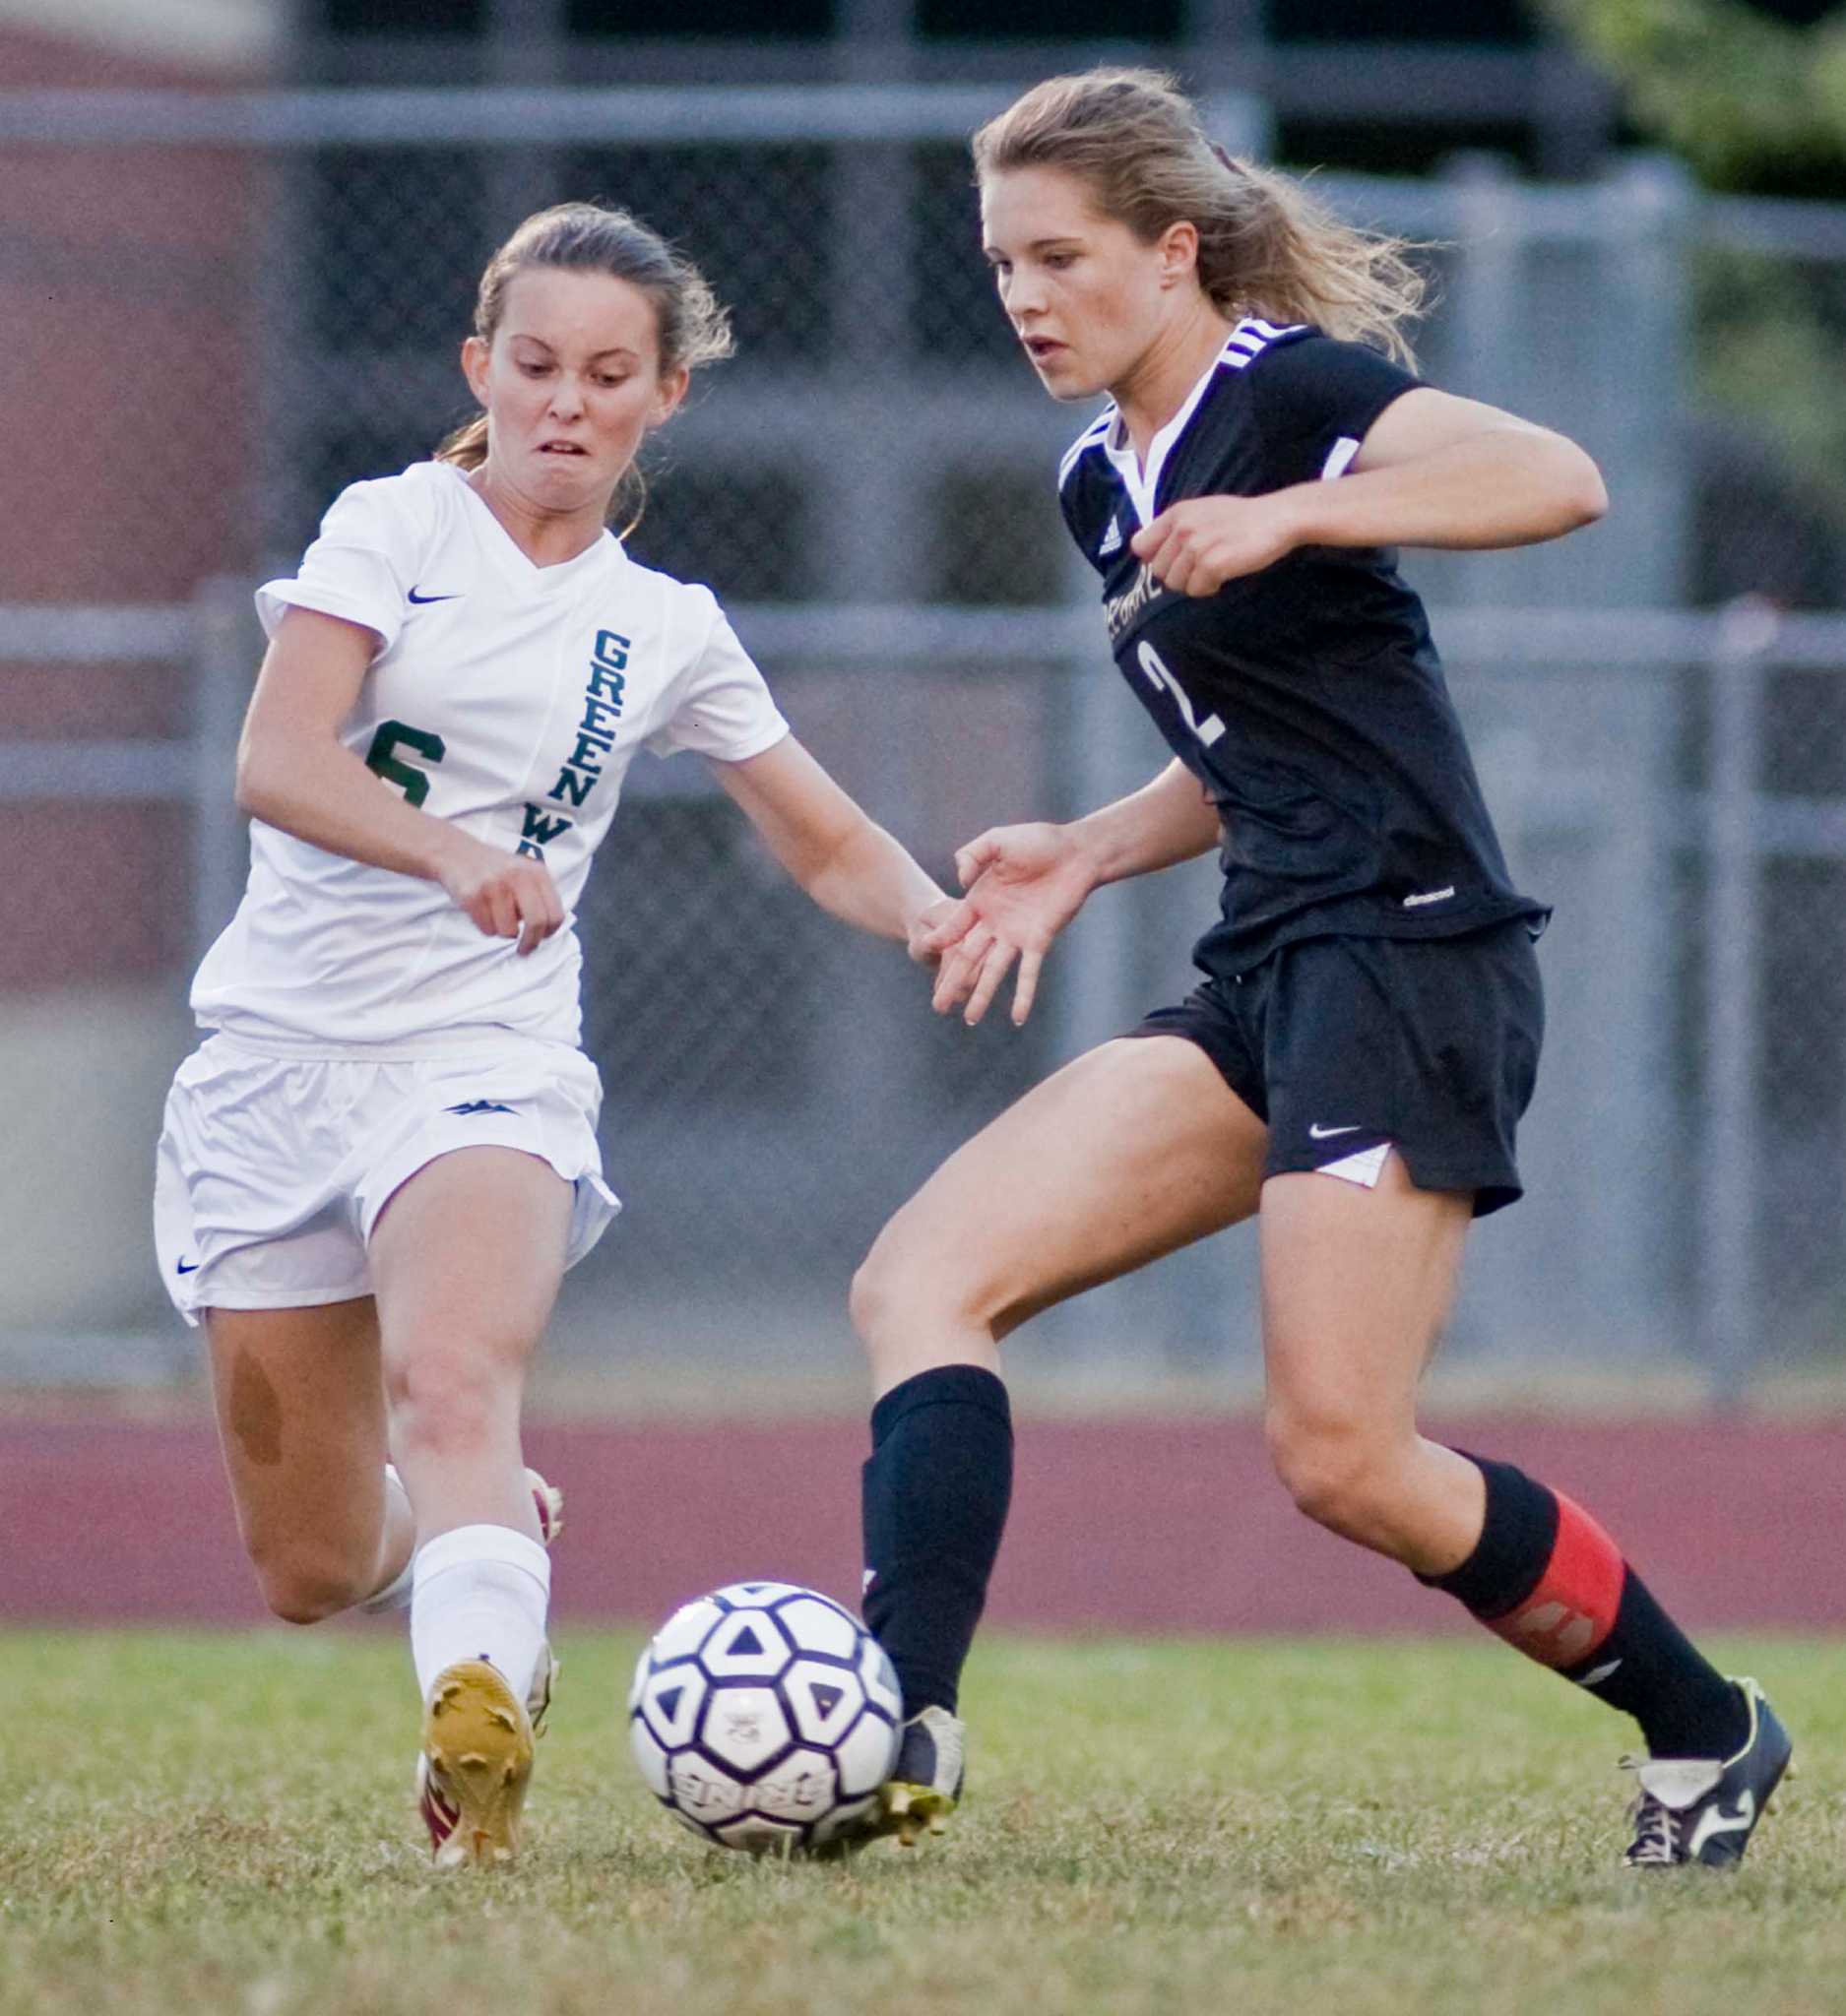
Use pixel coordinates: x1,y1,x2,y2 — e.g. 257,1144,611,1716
628,1580,903,1853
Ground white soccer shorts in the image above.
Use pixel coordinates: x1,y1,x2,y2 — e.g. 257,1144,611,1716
154,1034,619,1325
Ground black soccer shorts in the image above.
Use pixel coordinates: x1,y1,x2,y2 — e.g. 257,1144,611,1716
1127,918,1544,1217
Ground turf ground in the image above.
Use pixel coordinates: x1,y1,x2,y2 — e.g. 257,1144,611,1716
3,1631,1841,2016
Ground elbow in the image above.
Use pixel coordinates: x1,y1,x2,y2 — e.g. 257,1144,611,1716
233,734,283,821
1546,438,1608,534
1567,453,1609,531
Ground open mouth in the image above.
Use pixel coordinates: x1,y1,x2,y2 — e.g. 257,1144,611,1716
1023,337,1064,361
539,442,589,457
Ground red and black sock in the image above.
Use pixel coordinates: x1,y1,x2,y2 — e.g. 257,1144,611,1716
860,1364,1013,1718
1424,1453,1747,1759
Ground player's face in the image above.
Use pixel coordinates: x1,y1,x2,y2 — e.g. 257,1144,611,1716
980,167,1181,401
463,266,690,513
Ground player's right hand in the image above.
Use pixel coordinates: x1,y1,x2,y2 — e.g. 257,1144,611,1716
923,821,1099,1028
435,834,566,956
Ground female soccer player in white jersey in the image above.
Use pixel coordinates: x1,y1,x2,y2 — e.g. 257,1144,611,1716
155,202,973,1867
849,70,1791,1868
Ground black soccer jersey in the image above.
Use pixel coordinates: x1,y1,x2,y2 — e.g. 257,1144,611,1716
1058,318,1550,976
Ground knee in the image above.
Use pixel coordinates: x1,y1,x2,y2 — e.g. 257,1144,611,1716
387,1352,509,1460
848,1233,904,1356
246,1535,371,1625
1264,1405,1404,1546
851,1221,991,1377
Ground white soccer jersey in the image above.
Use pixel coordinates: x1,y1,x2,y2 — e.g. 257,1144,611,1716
191,460,790,1051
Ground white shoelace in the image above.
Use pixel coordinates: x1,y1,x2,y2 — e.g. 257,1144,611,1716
1624,1789,1683,1865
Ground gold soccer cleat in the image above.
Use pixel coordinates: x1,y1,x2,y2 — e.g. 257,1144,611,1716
877,1705,966,1847
418,1660,535,1869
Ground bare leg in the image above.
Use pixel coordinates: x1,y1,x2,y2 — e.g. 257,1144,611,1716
367,1145,573,1543
852,1036,1269,1389
1257,1152,1482,1574
205,1297,414,1622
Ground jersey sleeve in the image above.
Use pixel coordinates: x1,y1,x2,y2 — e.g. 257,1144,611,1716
254,474,426,656
1247,334,1424,488
1055,413,1117,577
1058,470,1104,575
645,595,791,764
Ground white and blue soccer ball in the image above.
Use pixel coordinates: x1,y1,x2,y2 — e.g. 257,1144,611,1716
628,1580,903,1853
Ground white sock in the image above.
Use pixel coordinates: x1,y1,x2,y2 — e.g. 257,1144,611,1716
411,1523,550,1706
357,1463,415,1614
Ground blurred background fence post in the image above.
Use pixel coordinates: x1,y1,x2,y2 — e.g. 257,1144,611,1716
1700,598,1774,1406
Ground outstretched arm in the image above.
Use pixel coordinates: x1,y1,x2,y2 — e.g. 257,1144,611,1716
923,758,1221,1028
1131,388,1608,597
712,734,954,945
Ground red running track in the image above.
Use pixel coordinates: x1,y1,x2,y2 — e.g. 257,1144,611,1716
1,1415,1839,1632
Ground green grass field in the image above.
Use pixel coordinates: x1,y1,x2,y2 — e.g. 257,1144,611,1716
3,1630,1842,2016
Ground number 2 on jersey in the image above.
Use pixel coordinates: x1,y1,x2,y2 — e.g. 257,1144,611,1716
364,721,447,807
1137,641,1226,749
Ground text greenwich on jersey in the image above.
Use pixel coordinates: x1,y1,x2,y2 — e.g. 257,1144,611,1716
519,627,631,859
1102,562,1168,646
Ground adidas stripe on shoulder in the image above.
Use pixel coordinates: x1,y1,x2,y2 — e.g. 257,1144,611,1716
1222,317,1311,370
1057,408,1114,492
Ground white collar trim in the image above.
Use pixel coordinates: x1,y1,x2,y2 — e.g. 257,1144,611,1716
1101,331,1241,530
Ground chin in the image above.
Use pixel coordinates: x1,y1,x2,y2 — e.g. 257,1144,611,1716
1033,358,1105,403
533,460,605,499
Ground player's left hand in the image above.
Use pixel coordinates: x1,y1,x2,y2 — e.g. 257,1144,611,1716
1130,494,1300,597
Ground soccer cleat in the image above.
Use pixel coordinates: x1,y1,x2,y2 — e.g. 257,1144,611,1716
878,1705,966,1846
1622,1676,1793,1868
418,1659,535,1868
526,1638,558,1737
520,1469,562,1736
525,1467,563,1547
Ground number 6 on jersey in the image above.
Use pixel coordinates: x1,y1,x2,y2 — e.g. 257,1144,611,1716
364,720,448,806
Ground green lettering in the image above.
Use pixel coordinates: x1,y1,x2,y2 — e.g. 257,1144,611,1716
364,720,447,807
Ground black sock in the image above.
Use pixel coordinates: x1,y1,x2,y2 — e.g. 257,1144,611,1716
1425,1453,1747,1759
1579,1573,1748,1758
860,1364,1013,1718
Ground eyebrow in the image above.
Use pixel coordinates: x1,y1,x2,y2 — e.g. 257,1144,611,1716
983,235,1085,263
508,335,642,361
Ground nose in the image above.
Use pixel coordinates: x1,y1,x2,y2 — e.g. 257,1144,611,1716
547,373,585,418
1003,271,1047,325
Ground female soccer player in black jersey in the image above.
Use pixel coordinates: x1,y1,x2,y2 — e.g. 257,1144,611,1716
853,68,1790,1868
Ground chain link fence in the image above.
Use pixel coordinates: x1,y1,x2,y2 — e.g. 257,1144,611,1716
5,87,1846,1396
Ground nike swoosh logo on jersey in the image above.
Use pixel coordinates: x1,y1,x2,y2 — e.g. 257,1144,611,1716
408,587,461,603
1308,1123,1363,1140
175,1257,202,1275
1687,1789,1754,1858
